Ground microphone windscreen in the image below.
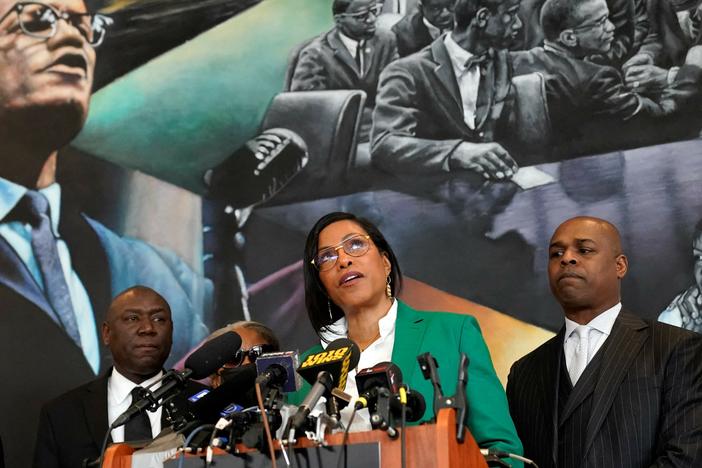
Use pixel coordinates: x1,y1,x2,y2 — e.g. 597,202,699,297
189,363,258,423
404,388,427,422
326,338,361,369
185,331,242,379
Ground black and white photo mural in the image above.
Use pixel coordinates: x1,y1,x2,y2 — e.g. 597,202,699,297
0,0,700,466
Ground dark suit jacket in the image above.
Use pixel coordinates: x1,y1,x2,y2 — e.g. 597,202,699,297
391,11,434,57
290,27,398,108
506,310,702,468
0,207,111,468
32,371,205,468
511,46,663,156
371,38,521,174
515,0,642,66
290,27,397,141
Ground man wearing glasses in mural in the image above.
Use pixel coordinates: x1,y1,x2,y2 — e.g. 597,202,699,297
290,0,398,142
510,0,665,156
371,0,522,179
392,0,455,57
0,1,210,466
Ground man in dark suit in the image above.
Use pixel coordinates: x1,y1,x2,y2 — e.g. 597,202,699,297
371,0,522,178
507,216,702,468
510,0,666,156
392,0,454,57
290,0,398,141
514,0,646,67
33,286,202,468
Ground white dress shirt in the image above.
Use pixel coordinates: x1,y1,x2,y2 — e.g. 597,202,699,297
563,303,621,376
338,31,365,75
319,299,398,431
444,33,482,130
0,177,99,373
108,368,164,443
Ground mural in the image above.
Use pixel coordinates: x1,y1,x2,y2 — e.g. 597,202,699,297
0,0,701,466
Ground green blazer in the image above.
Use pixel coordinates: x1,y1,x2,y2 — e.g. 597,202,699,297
288,301,523,462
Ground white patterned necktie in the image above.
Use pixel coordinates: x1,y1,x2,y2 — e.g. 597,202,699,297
568,325,591,385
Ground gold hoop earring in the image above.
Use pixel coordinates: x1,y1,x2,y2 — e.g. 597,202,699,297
386,276,392,298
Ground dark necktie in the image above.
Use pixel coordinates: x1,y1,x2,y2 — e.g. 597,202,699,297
124,387,153,442
14,190,81,347
355,40,365,77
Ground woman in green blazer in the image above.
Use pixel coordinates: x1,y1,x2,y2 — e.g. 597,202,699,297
290,211,523,463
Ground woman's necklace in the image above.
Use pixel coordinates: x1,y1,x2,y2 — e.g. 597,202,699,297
358,330,381,352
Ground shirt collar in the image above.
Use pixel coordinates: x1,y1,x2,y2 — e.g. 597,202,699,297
543,41,577,59
337,31,363,58
564,302,622,343
108,367,165,407
0,177,26,223
422,17,442,40
320,299,399,347
0,177,62,237
444,33,474,73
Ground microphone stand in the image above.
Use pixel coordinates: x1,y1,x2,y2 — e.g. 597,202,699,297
416,352,470,443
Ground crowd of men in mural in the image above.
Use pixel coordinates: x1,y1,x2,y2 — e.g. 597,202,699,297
289,0,702,177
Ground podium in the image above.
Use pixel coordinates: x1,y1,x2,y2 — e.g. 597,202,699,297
103,409,488,468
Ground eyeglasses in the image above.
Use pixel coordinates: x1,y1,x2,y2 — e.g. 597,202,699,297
228,344,275,367
337,4,382,22
571,15,609,32
312,234,372,271
423,3,455,15
0,2,113,47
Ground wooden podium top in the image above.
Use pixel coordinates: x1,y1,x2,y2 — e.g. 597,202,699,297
104,409,488,468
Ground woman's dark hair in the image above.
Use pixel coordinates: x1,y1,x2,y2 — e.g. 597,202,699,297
303,212,403,340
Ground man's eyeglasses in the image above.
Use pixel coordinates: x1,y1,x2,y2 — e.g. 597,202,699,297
337,4,382,22
228,344,275,367
0,2,113,47
423,3,455,15
571,15,609,32
312,234,372,271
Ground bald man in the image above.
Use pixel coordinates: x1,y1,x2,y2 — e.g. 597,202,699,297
33,286,203,468
506,217,702,468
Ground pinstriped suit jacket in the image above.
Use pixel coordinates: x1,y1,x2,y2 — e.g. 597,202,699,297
506,310,702,468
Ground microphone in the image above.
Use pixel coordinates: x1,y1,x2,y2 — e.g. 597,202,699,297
289,338,361,432
355,362,427,426
112,332,243,428
185,331,244,380
188,363,259,423
203,128,309,209
296,338,361,390
355,362,403,410
397,385,426,423
255,351,301,393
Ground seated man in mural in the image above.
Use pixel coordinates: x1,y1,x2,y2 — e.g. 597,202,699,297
290,0,398,142
392,0,455,57
659,218,702,334
510,0,669,156
371,0,522,178
0,1,210,465
514,0,647,67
